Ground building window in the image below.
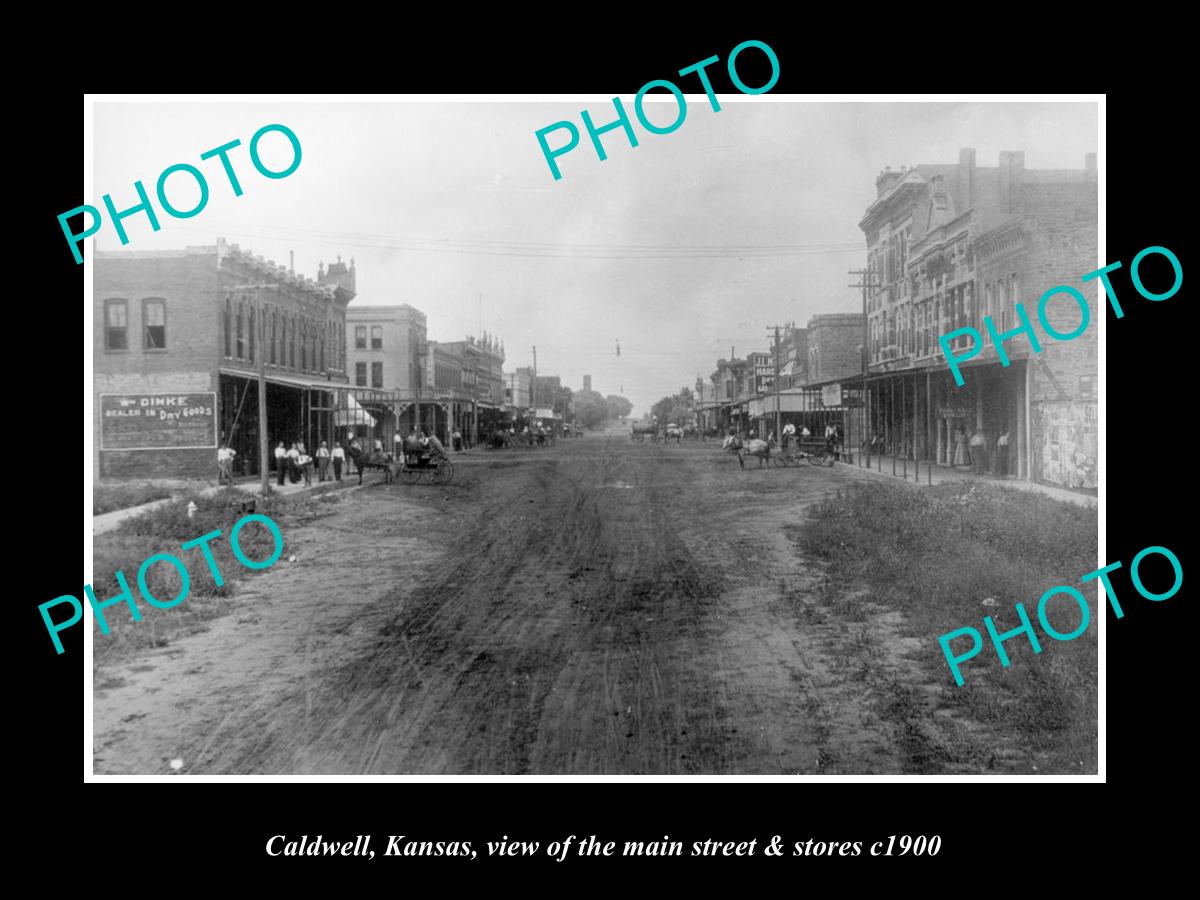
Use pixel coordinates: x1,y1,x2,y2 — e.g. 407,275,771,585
248,305,255,363
356,362,367,387
236,302,246,359
105,299,129,351
371,326,383,350
301,320,308,371
355,325,367,349
270,311,277,365
223,296,232,357
371,361,383,388
142,298,166,349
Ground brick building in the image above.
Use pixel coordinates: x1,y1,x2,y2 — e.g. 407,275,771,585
94,239,353,481
806,313,866,386
858,149,1097,488
424,333,507,443
346,304,426,393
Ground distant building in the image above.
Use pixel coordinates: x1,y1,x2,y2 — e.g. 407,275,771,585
94,238,353,480
583,374,592,392
505,369,531,409
806,313,866,386
426,333,507,440
345,304,426,395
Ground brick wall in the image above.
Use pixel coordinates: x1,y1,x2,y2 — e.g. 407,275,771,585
807,314,865,384
94,251,221,480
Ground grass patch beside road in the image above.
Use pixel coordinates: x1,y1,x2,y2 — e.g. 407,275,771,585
93,482,175,515
92,484,350,669
794,480,1097,774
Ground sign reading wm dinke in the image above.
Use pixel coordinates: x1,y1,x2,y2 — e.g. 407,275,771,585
100,392,217,450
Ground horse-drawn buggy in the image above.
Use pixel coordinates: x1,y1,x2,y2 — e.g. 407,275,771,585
722,434,836,469
395,447,455,484
346,444,455,485
776,436,836,467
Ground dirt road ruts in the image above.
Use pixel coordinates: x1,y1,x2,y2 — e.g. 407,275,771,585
94,433,1017,774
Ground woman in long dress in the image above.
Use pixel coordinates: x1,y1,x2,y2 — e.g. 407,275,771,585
952,426,968,467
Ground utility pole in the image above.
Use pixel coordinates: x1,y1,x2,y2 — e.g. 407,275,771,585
848,267,878,467
767,325,784,442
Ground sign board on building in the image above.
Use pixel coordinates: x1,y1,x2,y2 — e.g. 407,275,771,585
100,392,217,450
821,383,842,408
937,405,973,419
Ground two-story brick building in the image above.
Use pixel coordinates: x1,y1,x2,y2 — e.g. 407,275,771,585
94,239,354,481
858,149,1097,488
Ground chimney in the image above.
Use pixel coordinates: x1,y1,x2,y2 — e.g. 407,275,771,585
998,151,1025,213
958,148,976,210
289,250,295,274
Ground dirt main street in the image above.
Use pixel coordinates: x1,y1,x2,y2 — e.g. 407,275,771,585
94,432,1030,775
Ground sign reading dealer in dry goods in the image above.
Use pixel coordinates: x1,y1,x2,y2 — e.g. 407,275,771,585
100,392,217,451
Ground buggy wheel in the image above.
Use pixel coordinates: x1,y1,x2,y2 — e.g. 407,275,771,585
399,467,420,484
430,459,455,484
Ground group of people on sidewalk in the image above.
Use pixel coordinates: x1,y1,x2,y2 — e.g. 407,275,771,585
273,440,345,487
216,425,460,489
952,425,1010,477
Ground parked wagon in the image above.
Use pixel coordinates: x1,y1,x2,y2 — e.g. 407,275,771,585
396,448,455,484
777,436,836,467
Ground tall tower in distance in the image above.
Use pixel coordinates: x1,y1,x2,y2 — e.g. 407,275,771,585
583,374,592,392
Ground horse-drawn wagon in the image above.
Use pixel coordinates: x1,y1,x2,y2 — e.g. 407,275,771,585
395,448,455,484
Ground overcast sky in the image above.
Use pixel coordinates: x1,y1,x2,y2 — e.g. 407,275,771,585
93,100,1098,417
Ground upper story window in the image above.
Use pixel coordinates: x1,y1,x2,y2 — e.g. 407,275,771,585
223,296,232,357
355,326,367,350
105,299,128,351
371,326,383,350
355,362,367,387
236,302,246,359
371,361,383,388
142,298,166,350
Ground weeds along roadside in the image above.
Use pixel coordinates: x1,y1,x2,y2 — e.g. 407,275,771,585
792,481,1097,774
91,484,351,670
93,481,175,515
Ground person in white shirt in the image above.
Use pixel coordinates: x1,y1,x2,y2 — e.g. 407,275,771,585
996,426,1010,477
286,442,301,484
316,441,331,482
296,445,313,486
331,442,346,481
217,442,236,485
274,441,287,486
782,422,796,450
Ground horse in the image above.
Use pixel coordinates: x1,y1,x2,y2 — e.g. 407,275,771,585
724,436,773,469
344,445,396,484
665,426,683,444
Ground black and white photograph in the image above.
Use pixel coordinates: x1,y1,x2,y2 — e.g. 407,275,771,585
83,96,1101,778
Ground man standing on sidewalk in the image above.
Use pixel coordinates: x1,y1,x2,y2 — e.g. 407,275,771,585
274,440,287,487
996,426,1010,477
970,426,987,475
